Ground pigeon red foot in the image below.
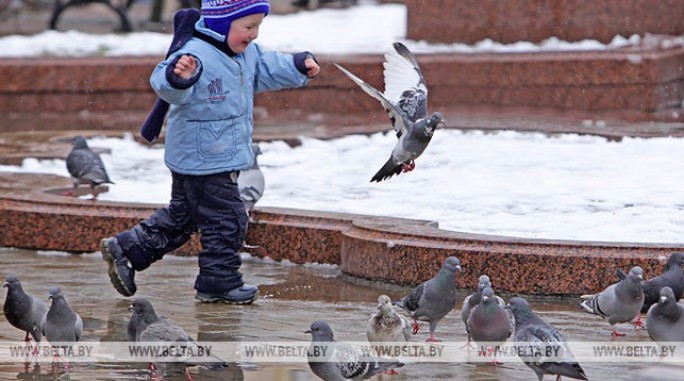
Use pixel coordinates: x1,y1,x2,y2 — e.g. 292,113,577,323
401,160,415,172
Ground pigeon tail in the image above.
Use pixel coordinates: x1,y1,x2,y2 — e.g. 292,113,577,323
371,157,402,182
542,362,589,380
579,295,604,317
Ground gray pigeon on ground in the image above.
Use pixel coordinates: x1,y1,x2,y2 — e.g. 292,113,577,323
508,297,588,381
238,143,266,215
617,252,684,314
461,275,506,348
334,42,445,182
40,286,83,369
3,274,49,345
130,297,228,380
307,320,403,381
366,294,411,349
394,256,461,342
65,135,114,199
580,266,644,337
466,287,514,357
645,286,684,344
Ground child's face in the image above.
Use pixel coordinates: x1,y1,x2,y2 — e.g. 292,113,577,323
228,13,265,54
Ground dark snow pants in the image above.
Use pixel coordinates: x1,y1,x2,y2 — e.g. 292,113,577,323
115,170,247,294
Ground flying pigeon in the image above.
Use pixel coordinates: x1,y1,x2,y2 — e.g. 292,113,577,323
617,252,684,315
306,320,403,380
580,266,644,337
238,143,266,216
461,275,505,348
466,287,514,361
645,286,684,344
508,297,588,381
130,297,228,380
394,256,461,342
3,274,49,349
65,135,114,199
334,42,445,182
366,294,411,372
40,286,83,369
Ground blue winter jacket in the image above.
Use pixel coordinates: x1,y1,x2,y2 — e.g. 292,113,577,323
150,19,310,175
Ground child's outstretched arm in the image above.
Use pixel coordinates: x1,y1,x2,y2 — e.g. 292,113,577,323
253,47,320,93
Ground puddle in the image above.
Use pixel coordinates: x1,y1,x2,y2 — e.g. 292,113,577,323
0,247,671,380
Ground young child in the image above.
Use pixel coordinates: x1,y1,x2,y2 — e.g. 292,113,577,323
100,0,320,304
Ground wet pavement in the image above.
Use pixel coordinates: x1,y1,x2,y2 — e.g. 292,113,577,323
0,247,673,380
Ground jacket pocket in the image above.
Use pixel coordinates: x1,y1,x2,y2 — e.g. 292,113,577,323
196,118,239,162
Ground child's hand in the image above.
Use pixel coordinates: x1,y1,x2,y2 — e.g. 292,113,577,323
304,57,320,78
173,55,197,79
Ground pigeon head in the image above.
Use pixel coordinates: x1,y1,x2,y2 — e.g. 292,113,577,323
443,256,462,274
305,320,334,341
627,266,644,281
3,274,20,289
481,286,494,303
377,294,393,313
478,275,491,290
666,252,684,269
48,286,63,300
659,286,675,304
129,298,159,323
507,297,534,322
72,135,89,149
423,112,445,135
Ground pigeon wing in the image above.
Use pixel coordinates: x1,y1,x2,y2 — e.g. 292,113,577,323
66,150,97,179
396,282,424,313
67,150,112,184
383,42,428,122
520,323,588,379
334,63,410,137
333,342,372,379
139,320,191,343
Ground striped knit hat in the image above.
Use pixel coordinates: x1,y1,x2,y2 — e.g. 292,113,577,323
201,0,270,36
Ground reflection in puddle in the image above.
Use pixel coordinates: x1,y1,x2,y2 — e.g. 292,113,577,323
0,247,669,380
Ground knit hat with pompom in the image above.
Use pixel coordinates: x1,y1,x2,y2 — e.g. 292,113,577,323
201,0,270,36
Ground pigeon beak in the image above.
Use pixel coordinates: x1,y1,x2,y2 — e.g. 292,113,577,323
483,296,490,301
637,274,643,280
660,296,667,303
2,282,8,288
455,265,462,272
128,306,134,312
304,330,312,334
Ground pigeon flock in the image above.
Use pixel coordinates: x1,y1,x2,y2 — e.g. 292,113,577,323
2,252,684,380
304,252,684,381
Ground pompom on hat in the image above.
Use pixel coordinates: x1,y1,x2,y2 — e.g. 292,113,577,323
201,0,270,36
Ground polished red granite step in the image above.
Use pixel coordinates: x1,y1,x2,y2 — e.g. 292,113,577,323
1,168,682,296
